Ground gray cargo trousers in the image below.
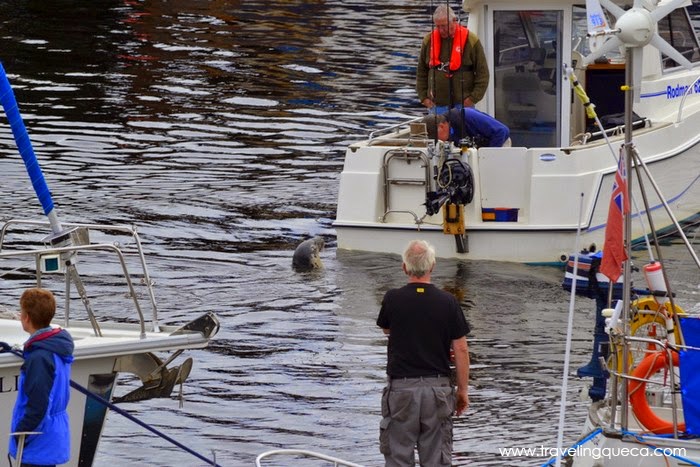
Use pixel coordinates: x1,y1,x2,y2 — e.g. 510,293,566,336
379,376,455,466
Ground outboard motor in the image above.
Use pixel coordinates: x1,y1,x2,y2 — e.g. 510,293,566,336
425,158,474,216
425,146,475,253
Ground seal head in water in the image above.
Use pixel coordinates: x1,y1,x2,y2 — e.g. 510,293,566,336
292,236,324,271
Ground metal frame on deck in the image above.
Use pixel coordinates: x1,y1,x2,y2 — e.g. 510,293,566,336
0,219,161,336
255,449,363,467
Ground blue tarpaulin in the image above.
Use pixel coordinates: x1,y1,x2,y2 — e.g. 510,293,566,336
680,317,700,435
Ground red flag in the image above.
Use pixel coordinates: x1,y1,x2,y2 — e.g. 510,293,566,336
600,150,630,282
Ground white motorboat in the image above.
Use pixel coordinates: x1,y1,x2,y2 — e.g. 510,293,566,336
333,0,700,264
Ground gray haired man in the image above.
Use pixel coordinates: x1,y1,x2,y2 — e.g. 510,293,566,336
377,240,470,466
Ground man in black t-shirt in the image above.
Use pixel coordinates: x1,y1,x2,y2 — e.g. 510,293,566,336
377,240,470,466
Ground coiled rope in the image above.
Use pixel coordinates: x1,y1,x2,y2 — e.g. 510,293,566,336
0,342,220,467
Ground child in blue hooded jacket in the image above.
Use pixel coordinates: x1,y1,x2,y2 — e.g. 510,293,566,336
10,288,74,467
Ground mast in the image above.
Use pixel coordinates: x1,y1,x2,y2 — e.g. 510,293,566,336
0,62,106,337
618,46,634,431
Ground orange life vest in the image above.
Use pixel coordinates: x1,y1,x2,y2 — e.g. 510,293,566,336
429,24,469,71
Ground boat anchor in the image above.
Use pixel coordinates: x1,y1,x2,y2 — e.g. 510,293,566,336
112,312,219,403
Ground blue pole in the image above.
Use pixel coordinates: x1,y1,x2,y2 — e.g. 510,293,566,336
0,61,58,230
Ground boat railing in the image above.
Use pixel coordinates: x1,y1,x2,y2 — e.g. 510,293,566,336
381,149,432,224
610,336,670,383
676,72,700,123
255,449,364,467
0,243,147,338
575,117,650,145
0,220,156,337
608,337,682,434
368,116,424,142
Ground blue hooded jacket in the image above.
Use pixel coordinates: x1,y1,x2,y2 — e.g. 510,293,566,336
9,328,74,465
446,107,510,147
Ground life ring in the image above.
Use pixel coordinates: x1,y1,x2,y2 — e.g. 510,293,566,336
629,350,684,434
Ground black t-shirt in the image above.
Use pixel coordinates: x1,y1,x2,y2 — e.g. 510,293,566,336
376,282,470,378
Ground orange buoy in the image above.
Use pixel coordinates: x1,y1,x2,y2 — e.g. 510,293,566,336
629,351,684,434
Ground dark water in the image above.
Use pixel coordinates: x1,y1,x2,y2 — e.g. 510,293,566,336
0,1,698,465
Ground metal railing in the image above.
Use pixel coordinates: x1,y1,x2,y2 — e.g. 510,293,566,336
676,72,700,123
368,116,423,141
0,219,160,335
255,449,364,467
381,149,431,224
607,336,682,436
0,243,147,338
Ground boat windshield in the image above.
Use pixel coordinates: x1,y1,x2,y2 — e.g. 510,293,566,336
658,7,700,69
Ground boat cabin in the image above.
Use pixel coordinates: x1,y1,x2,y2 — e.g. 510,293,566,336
462,0,700,147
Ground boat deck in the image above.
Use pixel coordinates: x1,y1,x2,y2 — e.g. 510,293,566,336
0,318,211,367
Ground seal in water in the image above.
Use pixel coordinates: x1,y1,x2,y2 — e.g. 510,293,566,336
292,236,324,271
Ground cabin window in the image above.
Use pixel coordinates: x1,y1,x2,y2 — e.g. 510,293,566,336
571,6,622,62
493,10,562,147
658,7,700,69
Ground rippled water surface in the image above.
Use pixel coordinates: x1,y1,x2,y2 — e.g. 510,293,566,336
1,1,699,466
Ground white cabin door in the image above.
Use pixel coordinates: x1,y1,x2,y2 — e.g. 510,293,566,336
491,9,564,147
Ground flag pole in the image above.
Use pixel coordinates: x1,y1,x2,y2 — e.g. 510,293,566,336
619,46,635,432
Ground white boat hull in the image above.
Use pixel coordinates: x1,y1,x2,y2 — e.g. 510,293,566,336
0,319,211,467
334,0,700,264
334,115,700,264
570,402,700,466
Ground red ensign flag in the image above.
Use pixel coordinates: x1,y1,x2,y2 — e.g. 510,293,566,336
600,150,631,282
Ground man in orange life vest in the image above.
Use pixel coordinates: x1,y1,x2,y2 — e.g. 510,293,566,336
416,4,489,114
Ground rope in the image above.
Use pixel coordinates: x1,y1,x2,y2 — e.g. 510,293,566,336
428,0,436,116
444,0,455,116
539,424,700,466
451,0,467,138
0,341,220,467
0,263,33,280
540,428,603,466
553,192,586,467
620,429,700,466
567,66,655,261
